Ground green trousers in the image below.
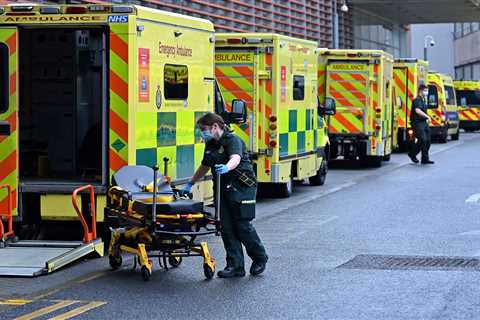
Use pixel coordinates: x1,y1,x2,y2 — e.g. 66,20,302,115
220,197,268,270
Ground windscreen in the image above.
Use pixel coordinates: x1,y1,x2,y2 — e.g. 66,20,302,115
456,89,480,107
444,86,456,105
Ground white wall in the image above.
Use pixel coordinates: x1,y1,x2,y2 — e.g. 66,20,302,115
410,24,454,77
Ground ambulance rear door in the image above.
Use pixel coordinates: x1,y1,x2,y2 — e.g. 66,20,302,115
0,27,18,218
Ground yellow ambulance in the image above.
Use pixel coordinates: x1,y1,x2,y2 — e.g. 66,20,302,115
393,59,429,151
427,72,460,142
318,49,395,167
0,4,223,228
214,34,334,197
454,80,480,132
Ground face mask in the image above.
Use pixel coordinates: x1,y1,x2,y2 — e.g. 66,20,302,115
201,130,214,141
423,90,429,97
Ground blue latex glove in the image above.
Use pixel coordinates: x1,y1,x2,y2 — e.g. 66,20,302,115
179,181,193,196
215,164,229,175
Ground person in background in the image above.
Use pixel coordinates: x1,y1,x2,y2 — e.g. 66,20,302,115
408,84,434,165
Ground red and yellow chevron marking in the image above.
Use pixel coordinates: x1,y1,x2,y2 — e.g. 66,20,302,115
428,109,445,127
327,70,368,135
215,64,254,145
393,68,408,128
459,108,480,122
0,29,17,214
109,26,129,177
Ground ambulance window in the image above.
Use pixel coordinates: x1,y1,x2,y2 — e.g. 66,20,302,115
0,43,8,113
444,86,456,105
164,64,188,100
293,75,305,101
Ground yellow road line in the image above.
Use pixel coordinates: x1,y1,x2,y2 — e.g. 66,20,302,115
0,299,32,305
14,300,78,320
47,301,107,320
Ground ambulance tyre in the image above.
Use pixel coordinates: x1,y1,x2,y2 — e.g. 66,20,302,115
451,129,460,141
439,134,448,144
383,154,391,162
309,160,327,186
277,177,294,198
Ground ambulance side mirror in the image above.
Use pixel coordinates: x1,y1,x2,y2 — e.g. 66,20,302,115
228,99,247,124
322,97,336,116
397,97,403,109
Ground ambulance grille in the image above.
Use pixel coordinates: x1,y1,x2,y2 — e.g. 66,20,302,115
337,254,480,271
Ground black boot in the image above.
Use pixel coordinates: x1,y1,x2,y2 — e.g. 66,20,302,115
217,267,245,278
250,261,267,276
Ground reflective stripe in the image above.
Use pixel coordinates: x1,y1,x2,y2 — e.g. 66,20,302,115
241,200,256,204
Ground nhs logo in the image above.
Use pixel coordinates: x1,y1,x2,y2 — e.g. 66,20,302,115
108,15,128,23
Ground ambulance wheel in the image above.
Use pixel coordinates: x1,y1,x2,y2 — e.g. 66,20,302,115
277,177,294,198
141,266,151,281
109,255,122,270
309,160,327,186
439,132,448,143
451,129,460,141
168,256,182,268
383,154,391,162
204,264,215,280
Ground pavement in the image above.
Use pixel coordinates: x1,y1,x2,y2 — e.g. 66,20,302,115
1,132,480,319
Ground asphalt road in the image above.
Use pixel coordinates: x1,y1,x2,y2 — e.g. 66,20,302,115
1,133,480,320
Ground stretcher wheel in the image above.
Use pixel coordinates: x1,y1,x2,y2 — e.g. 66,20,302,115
203,264,214,280
109,255,122,270
141,266,151,281
168,256,182,268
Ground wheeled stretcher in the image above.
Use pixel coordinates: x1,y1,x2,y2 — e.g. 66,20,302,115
106,165,219,281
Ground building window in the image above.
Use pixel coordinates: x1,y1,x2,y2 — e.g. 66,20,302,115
164,64,188,100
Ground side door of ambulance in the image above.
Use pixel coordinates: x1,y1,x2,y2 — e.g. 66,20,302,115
0,27,18,216
215,49,259,155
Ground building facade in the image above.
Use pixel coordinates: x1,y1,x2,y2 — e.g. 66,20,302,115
454,22,480,81
353,7,410,58
410,24,455,76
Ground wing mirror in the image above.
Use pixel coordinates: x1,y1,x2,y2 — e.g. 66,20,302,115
226,99,247,124
397,96,403,109
323,97,336,116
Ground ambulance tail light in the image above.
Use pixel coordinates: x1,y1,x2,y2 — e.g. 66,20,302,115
226,38,242,44
269,124,277,131
65,6,87,14
269,140,277,148
40,7,60,14
375,125,381,131
269,116,277,122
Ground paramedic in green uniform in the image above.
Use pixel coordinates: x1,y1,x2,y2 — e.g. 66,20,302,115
408,84,434,164
180,112,268,278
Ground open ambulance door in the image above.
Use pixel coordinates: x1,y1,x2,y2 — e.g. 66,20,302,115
215,49,259,155
0,27,18,220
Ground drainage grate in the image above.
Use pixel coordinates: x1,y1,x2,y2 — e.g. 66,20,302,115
337,254,480,271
